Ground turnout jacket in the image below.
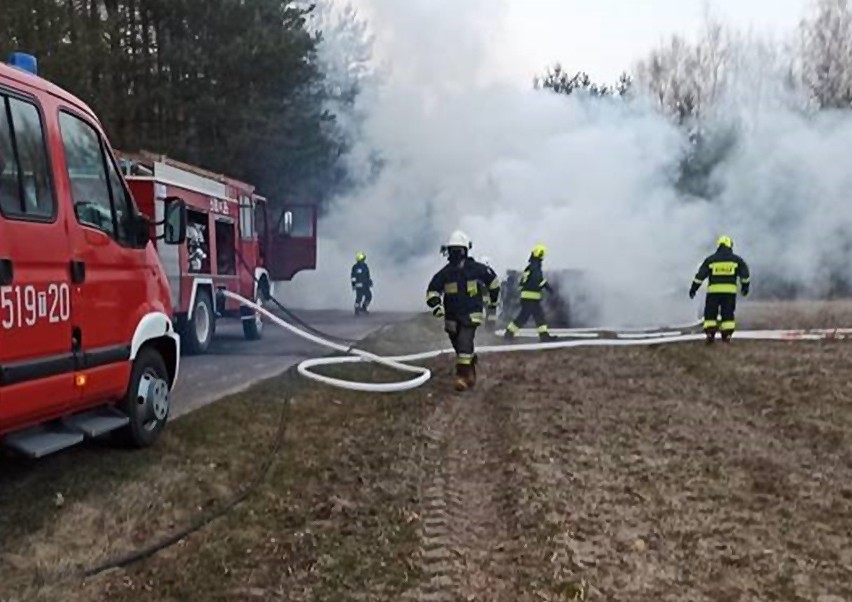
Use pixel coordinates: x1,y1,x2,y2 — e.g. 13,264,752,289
351,262,372,289
426,258,501,325
690,246,750,296
519,258,553,301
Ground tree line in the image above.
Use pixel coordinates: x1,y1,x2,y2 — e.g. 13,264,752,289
0,0,358,208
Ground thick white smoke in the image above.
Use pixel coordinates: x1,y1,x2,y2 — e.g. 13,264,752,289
277,0,852,328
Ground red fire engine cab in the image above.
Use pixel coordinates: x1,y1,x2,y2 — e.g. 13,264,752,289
0,53,188,458
117,151,318,354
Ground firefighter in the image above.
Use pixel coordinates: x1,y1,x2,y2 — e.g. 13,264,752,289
689,235,750,344
426,231,501,392
504,244,557,342
351,252,373,315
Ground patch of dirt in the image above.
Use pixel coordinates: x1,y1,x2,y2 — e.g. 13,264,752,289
4,306,852,601
404,376,519,601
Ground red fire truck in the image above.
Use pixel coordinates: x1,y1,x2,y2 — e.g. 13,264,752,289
0,53,188,458
117,151,318,354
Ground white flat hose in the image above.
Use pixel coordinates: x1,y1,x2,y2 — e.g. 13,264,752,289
221,291,852,393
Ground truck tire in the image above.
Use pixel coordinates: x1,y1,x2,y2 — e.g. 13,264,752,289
116,347,170,448
242,293,264,341
183,290,215,354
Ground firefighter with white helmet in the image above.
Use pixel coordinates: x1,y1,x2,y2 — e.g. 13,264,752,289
426,230,501,392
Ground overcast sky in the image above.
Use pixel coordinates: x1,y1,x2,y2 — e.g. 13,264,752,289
497,0,809,84
349,0,813,86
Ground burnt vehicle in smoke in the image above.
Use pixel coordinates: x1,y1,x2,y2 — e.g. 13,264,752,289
497,268,599,328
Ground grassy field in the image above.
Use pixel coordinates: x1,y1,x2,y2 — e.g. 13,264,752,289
1,301,852,601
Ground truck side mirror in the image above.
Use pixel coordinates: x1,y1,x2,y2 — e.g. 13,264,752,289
163,197,187,245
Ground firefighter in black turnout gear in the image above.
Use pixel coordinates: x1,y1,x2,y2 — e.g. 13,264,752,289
351,252,373,315
689,235,751,343
504,244,557,342
426,230,501,392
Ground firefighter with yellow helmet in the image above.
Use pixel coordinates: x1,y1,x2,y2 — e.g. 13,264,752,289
689,235,751,343
426,230,501,392
504,244,556,342
351,251,373,315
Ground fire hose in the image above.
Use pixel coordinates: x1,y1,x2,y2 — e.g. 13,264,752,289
73,293,852,582
221,291,852,393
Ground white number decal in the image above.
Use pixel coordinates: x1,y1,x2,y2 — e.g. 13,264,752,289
1,283,71,330
24,286,36,327
209,197,231,216
0,287,13,329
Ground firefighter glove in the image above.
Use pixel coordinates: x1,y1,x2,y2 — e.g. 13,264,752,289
742,283,750,297
432,305,446,318
689,284,698,299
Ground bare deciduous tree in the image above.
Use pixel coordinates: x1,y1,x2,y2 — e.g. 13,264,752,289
798,0,852,109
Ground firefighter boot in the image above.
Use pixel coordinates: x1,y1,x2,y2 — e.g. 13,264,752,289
704,328,717,345
465,356,478,388
721,331,733,343
539,331,557,343
454,366,469,392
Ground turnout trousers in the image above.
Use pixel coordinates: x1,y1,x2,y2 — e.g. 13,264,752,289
354,287,372,310
444,317,478,390
444,318,477,366
703,293,736,340
507,299,549,335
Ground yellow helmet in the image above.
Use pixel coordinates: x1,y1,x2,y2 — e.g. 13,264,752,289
531,244,547,259
355,251,366,262
716,235,733,249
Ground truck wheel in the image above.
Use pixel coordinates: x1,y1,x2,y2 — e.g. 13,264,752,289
116,347,170,448
184,290,215,354
242,293,264,341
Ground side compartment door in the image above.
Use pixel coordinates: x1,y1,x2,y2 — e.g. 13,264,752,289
0,92,77,434
263,203,317,281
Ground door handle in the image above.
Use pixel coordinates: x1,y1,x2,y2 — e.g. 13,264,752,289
0,258,12,285
70,260,86,284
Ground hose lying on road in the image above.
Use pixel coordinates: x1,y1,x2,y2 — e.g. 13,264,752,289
222,291,852,393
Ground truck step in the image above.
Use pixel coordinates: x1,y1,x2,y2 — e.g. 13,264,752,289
4,425,85,459
66,408,130,438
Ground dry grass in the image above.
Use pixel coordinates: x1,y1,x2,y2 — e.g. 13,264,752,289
2,305,852,601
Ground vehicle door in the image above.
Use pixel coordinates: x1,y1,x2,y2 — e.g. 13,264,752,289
0,90,77,433
262,203,317,281
58,109,152,405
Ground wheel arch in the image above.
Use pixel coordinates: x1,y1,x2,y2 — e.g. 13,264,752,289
187,277,215,319
254,268,273,300
130,312,181,389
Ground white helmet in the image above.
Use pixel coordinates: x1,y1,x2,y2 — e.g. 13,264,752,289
446,230,472,249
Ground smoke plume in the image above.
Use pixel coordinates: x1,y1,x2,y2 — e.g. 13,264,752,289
277,0,852,328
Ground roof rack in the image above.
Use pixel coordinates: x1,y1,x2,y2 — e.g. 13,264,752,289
115,150,254,192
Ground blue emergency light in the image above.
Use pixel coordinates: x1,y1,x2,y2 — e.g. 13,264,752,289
7,52,38,76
